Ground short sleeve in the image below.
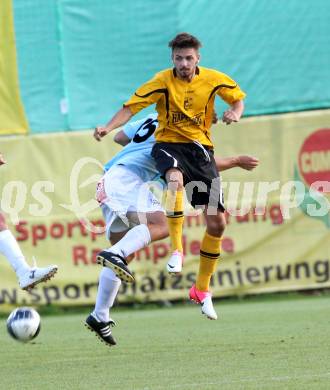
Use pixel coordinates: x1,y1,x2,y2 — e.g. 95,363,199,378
216,73,246,105
124,75,166,115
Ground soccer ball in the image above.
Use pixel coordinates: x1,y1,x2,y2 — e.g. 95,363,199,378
7,307,41,342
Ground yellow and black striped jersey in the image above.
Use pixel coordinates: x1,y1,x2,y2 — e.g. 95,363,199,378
124,66,246,147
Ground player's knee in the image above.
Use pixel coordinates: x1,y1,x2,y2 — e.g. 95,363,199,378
206,216,226,237
166,169,184,190
208,224,225,237
167,180,184,192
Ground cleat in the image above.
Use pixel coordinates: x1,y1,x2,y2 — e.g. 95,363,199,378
189,284,218,320
96,251,134,283
19,264,58,291
85,314,116,346
166,250,184,274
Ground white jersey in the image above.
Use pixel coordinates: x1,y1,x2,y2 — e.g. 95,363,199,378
104,114,159,182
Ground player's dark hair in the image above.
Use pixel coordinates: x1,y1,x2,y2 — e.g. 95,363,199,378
168,33,202,51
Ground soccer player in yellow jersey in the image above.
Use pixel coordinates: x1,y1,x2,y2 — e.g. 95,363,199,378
94,33,246,320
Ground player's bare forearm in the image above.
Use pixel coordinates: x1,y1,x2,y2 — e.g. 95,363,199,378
215,156,238,171
94,106,133,141
222,100,244,125
215,155,259,171
105,106,133,132
231,100,244,119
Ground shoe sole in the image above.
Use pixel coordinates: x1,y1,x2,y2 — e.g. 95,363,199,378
202,311,217,320
96,255,135,284
203,313,217,320
84,323,115,347
190,297,217,320
167,268,182,275
21,268,58,291
166,263,182,275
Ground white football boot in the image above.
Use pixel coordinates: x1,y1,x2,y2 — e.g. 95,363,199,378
189,284,218,320
166,250,184,274
19,257,58,290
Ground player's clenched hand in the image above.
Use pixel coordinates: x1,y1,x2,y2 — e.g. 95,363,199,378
237,155,259,171
222,109,239,125
0,153,6,166
94,126,109,141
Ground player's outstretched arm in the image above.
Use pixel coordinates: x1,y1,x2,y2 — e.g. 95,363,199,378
94,106,133,142
222,100,244,125
215,155,259,172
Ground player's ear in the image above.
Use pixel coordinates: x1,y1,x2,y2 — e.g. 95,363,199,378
197,53,201,63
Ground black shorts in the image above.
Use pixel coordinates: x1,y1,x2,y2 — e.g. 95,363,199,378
151,142,225,211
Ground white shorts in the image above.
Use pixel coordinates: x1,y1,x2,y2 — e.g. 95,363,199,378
96,165,163,238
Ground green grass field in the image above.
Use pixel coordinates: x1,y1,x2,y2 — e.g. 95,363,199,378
1,294,330,390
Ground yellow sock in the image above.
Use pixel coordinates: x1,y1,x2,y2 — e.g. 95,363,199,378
196,232,222,291
166,190,184,252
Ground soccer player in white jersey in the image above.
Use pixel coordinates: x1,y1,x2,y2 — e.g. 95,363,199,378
0,153,58,290
86,115,258,345
94,113,168,282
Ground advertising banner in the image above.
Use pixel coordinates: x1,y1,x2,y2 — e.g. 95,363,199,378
0,110,329,310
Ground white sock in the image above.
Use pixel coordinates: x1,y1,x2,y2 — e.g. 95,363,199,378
108,224,151,258
0,230,30,276
93,268,121,323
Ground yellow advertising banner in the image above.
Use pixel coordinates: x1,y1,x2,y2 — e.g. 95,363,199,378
0,110,329,310
0,0,29,135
